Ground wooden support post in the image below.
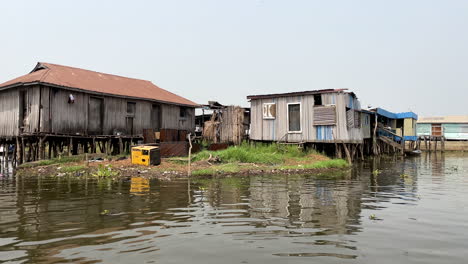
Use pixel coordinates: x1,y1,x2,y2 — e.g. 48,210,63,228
92,137,96,153
434,137,438,152
68,137,73,156
428,137,431,152
441,136,445,152
27,141,32,162
119,137,123,155
16,137,22,165
39,137,46,160
106,138,111,155
360,144,364,161
21,137,26,164
48,140,52,159
187,133,193,177
343,143,352,164
53,140,58,158
373,118,378,155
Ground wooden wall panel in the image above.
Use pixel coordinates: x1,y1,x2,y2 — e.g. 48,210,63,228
0,89,19,137
50,89,87,134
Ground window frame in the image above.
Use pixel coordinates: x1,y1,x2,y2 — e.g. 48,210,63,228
287,102,302,133
179,107,188,119
262,103,276,120
126,102,136,117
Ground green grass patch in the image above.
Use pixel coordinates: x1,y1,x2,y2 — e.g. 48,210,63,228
280,159,348,170
192,163,243,176
191,143,314,165
18,155,86,168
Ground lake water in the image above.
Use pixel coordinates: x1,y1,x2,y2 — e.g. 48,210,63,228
1,153,467,264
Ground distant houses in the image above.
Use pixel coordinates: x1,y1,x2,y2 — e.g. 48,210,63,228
417,116,468,140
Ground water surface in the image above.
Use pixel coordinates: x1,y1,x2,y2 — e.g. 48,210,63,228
1,153,467,263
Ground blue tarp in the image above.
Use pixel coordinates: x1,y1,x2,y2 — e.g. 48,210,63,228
376,108,418,120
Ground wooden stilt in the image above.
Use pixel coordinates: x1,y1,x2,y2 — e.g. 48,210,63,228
343,143,352,164
119,137,123,155
441,136,445,152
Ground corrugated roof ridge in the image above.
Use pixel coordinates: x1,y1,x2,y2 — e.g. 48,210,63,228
40,62,153,83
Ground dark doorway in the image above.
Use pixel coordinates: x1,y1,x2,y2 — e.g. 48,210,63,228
151,104,161,131
88,97,104,135
126,102,136,135
19,90,28,132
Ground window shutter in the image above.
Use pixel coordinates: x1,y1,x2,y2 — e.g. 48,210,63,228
354,111,361,128
314,106,336,126
346,109,354,129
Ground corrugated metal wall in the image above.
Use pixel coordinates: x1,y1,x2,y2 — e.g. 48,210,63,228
249,92,363,143
0,89,19,137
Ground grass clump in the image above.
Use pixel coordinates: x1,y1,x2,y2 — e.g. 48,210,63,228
192,143,311,165
192,163,242,176
91,164,120,178
18,155,89,168
280,159,348,170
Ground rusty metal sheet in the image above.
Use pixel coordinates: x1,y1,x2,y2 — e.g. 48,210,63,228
0,62,198,107
160,142,188,157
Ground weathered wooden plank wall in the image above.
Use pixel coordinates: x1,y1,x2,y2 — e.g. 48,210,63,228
161,104,195,132
1,85,196,137
220,106,245,145
50,88,88,134
0,89,19,137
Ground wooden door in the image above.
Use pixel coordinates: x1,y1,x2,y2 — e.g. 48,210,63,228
431,123,442,136
88,97,103,135
126,117,134,135
151,104,161,131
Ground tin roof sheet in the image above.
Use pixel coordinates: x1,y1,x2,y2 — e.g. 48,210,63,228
0,62,198,107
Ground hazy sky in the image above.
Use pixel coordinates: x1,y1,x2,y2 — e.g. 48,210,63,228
1,0,467,117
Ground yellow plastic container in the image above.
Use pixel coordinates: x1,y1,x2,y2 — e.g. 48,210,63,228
131,146,161,166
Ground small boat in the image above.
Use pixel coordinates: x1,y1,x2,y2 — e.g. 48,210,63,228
405,149,422,156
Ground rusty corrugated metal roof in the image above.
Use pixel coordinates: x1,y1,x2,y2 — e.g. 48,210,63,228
417,116,468,124
0,62,198,107
246,88,353,100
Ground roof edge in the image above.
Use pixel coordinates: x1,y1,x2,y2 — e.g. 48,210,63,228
0,81,200,108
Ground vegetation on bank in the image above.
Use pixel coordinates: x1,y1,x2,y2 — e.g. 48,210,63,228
15,143,349,178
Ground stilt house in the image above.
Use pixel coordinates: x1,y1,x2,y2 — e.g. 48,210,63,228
247,89,363,144
0,62,198,138
0,62,198,163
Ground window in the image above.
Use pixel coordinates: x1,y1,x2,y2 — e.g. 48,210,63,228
180,107,188,119
314,94,322,106
127,102,136,116
288,103,301,132
262,103,276,119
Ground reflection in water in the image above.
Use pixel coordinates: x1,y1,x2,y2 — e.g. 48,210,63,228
0,152,467,263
